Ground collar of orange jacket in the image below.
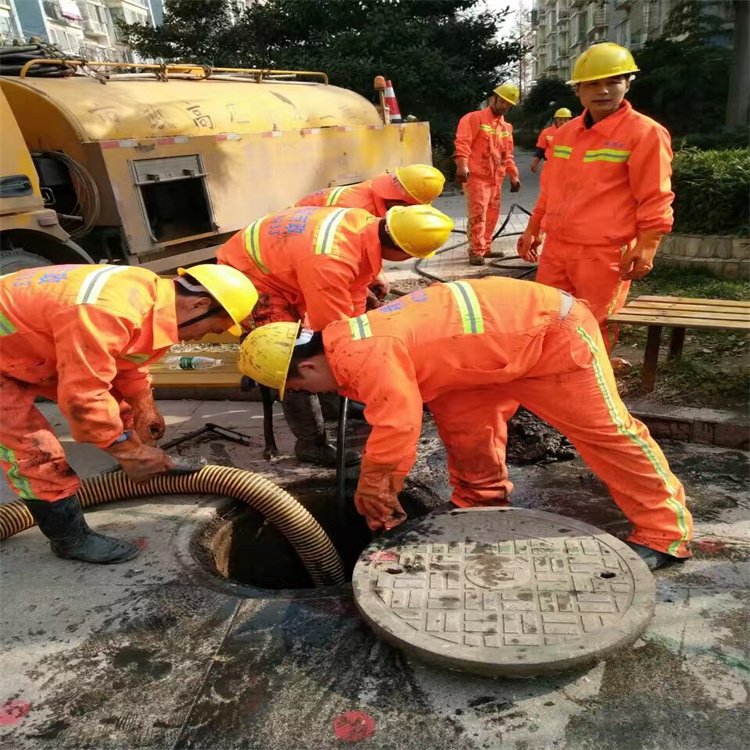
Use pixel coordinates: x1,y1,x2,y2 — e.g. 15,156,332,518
581,99,632,133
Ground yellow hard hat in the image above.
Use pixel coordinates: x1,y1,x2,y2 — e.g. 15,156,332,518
567,42,639,84
396,164,446,204
238,321,299,399
385,205,454,259
177,264,258,336
371,165,445,205
553,107,572,119
492,82,520,106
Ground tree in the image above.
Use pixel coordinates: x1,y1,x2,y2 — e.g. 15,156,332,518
119,0,522,147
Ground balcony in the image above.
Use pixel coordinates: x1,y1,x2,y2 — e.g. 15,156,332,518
614,0,633,9
83,18,108,39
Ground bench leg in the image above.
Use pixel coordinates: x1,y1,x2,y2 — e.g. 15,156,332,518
642,325,662,392
669,327,686,360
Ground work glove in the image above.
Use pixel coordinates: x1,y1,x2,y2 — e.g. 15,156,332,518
369,273,391,301
510,178,521,193
354,456,408,532
620,231,662,281
530,158,540,174
128,388,166,445
455,158,470,185
517,214,543,262
105,432,175,483
365,289,382,311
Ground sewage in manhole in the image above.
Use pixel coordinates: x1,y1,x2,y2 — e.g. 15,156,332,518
193,479,438,590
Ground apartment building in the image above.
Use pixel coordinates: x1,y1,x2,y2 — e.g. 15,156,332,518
531,0,732,81
5,0,161,61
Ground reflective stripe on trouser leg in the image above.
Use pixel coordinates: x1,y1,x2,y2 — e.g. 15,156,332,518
0,375,80,501
428,391,518,507
510,314,692,557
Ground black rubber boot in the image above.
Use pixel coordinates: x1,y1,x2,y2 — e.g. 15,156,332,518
24,496,140,564
626,542,683,571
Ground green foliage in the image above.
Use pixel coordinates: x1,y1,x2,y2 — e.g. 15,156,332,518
506,77,580,150
119,0,521,149
431,144,456,182
671,148,750,236
675,127,750,151
628,264,750,300
628,38,732,137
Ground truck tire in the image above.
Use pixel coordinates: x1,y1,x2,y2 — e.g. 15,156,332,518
0,249,53,275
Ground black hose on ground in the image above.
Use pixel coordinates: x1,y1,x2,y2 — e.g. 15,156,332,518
0,465,346,587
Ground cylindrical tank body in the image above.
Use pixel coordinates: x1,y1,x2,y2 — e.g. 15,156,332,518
0,74,432,270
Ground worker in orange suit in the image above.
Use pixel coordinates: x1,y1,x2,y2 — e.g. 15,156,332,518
454,82,521,265
518,43,674,353
0,263,257,565
239,277,692,571
530,107,572,173
217,204,454,465
295,164,446,305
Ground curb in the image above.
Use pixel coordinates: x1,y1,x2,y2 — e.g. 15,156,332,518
627,400,749,450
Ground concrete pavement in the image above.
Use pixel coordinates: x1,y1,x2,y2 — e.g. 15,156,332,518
1,398,748,749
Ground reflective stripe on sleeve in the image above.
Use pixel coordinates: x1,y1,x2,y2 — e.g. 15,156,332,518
75,266,129,305
348,314,372,341
325,187,348,206
243,218,269,273
447,281,484,334
314,208,349,255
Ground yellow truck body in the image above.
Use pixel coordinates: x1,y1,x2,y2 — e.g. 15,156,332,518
0,87,89,272
0,66,431,272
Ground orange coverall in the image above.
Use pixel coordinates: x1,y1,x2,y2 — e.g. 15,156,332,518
295,173,412,218
323,277,691,558
534,124,557,160
531,102,674,349
0,265,179,502
216,206,382,329
454,107,519,258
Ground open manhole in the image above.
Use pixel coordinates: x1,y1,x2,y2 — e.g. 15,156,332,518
193,479,440,590
352,507,656,677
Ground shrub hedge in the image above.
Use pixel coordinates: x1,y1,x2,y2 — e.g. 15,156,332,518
672,148,749,236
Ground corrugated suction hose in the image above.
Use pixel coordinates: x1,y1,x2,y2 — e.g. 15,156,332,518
0,465,346,587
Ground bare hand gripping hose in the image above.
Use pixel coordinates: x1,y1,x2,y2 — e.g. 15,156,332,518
0,465,346,587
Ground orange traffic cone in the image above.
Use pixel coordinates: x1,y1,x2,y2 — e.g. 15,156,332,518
385,79,402,123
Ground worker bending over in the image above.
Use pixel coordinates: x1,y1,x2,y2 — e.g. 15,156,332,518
454,82,521,265
0,264,257,564
239,277,692,571
217,204,453,465
530,108,572,173
296,164,446,305
519,43,674,352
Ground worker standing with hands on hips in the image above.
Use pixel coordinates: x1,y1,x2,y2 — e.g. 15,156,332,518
518,43,674,353
217,204,454,466
530,108,572,173
295,164,445,305
238,277,692,571
0,264,257,564
454,82,521,266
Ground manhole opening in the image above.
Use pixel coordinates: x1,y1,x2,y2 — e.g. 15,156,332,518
194,478,437,590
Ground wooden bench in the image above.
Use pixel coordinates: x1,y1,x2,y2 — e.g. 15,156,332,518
150,332,241,390
609,295,750,392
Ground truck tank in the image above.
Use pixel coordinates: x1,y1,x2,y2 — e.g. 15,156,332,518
0,63,432,271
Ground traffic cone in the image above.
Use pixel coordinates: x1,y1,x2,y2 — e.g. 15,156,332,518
385,79,402,123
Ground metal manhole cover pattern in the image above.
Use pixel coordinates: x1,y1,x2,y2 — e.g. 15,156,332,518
352,507,655,677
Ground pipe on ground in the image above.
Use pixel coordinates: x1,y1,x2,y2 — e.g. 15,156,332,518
0,465,346,587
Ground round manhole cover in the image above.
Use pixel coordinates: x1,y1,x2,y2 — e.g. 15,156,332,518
352,507,655,677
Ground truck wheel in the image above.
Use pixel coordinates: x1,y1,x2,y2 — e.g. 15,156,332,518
0,249,53,275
